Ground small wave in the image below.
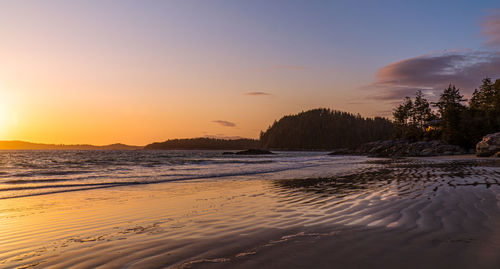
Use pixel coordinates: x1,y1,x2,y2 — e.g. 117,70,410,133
0,161,331,199
4,178,76,184
10,170,91,177
0,151,347,200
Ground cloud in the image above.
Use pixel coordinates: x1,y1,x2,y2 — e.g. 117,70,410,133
367,51,500,101
212,120,236,127
244,91,271,96
364,10,500,102
482,10,500,48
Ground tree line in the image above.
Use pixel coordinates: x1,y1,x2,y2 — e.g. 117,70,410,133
393,78,500,148
259,108,393,150
144,138,260,150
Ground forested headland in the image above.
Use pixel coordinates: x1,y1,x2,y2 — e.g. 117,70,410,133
259,109,393,150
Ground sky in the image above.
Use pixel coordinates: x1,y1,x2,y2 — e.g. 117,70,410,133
1,0,500,145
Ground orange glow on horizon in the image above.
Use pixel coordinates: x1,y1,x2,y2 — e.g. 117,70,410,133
0,71,377,146
0,2,388,146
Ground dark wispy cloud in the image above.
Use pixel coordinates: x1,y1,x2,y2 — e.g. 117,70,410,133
244,91,271,96
212,120,236,127
482,10,500,48
367,51,500,101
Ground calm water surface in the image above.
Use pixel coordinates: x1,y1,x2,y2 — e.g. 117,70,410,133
0,150,366,200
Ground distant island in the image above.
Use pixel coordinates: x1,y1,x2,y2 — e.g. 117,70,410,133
0,141,141,150
144,138,260,150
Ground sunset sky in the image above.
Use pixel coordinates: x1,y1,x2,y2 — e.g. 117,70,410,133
1,0,500,145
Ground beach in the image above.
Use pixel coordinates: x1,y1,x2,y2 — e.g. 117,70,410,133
1,152,500,268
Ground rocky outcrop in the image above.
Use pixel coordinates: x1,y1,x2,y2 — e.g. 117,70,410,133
328,140,467,157
357,140,466,157
223,149,273,155
476,132,500,157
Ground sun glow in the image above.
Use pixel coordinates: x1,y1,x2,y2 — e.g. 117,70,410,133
0,108,6,138
0,93,12,138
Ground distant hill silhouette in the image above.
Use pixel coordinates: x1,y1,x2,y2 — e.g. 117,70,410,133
144,138,260,150
0,141,141,150
2,108,393,151
259,108,393,150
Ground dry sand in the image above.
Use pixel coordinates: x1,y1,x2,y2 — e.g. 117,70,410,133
1,157,500,268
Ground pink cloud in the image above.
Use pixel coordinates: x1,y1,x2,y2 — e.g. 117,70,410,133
367,51,500,101
244,91,271,96
482,10,500,48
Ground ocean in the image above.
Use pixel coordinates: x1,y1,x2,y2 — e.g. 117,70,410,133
0,150,369,200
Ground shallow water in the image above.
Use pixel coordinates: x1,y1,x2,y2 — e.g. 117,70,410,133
0,150,363,199
1,151,500,268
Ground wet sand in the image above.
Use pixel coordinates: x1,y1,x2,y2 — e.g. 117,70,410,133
1,156,500,268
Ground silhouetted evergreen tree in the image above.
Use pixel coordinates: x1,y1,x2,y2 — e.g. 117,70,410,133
470,78,497,111
433,84,467,146
468,78,500,142
392,91,436,140
393,97,412,124
413,90,435,130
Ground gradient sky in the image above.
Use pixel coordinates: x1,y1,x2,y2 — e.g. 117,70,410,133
1,0,500,145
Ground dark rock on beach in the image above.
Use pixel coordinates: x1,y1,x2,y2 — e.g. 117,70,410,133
223,149,273,155
328,140,466,157
476,132,500,157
